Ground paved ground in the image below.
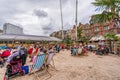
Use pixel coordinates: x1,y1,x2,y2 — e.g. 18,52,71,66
0,50,120,80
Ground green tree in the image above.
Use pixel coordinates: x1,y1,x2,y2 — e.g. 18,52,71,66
92,0,120,14
104,32,118,52
77,27,82,41
91,0,120,24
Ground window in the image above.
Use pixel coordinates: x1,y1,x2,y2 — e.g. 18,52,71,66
104,26,109,30
86,30,89,33
94,27,99,32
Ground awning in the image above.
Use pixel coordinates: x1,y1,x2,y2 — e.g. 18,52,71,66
116,34,120,37
90,36,105,41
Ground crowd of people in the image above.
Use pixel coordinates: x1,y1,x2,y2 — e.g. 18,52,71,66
71,43,89,56
0,41,119,80
0,43,62,68
0,42,112,68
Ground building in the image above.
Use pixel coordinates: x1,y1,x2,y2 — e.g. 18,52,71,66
89,15,120,38
78,23,91,39
71,25,76,40
0,23,61,44
50,29,71,40
3,23,23,34
0,29,3,34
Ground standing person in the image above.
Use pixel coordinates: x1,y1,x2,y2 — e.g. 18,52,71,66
56,44,60,53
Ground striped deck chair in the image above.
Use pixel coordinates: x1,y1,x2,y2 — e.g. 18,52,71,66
46,52,55,69
29,54,46,80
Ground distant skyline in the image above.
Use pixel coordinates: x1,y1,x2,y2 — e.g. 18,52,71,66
0,0,99,36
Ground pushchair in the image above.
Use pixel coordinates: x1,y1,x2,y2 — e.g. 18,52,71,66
4,48,27,80
4,55,25,80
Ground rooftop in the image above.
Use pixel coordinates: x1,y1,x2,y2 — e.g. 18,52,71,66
0,34,61,41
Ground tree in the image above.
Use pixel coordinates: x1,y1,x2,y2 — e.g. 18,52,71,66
104,32,118,52
77,27,82,41
92,0,120,14
77,27,88,43
91,0,120,24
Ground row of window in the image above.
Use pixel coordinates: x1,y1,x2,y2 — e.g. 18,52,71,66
94,26,109,32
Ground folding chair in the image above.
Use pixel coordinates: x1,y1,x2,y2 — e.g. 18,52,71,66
29,54,46,80
46,52,56,70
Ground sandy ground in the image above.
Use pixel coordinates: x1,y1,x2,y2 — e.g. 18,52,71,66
0,50,120,80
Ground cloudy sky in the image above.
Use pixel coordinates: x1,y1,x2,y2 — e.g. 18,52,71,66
0,0,98,36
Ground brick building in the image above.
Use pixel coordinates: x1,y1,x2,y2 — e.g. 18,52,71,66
78,23,91,39
89,16,120,38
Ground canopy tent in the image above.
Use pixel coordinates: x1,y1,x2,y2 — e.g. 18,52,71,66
98,36,105,41
0,34,62,42
116,34,120,37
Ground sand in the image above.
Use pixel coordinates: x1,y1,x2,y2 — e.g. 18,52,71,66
0,50,120,80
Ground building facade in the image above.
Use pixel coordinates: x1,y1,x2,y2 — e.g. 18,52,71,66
3,23,23,34
89,17,120,37
78,23,91,39
0,29,3,35
50,30,71,40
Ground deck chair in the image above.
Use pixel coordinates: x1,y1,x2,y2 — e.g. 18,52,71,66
29,54,46,80
45,52,56,70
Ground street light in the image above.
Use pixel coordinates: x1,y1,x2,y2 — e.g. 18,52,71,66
60,0,64,40
75,0,78,41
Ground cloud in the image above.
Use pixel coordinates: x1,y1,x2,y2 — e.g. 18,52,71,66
0,0,98,36
34,9,48,18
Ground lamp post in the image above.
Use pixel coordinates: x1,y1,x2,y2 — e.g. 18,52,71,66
75,0,78,41
60,0,64,40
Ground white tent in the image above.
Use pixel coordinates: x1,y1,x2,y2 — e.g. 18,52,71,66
116,34,120,37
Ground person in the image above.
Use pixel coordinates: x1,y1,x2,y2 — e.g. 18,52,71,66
20,47,28,65
56,44,60,53
28,44,34,58
71,45,77,55
77,44,83,55
34,45,39,55
31,44,40,63
89,45,92,52
7,45,23,64
0,57,4,68
83,43,88,56
61,44,64,50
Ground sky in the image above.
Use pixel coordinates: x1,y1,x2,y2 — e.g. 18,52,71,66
0,0,98,36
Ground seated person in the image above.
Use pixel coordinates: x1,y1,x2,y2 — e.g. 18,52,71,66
7,46,27,66
71,46,77,55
